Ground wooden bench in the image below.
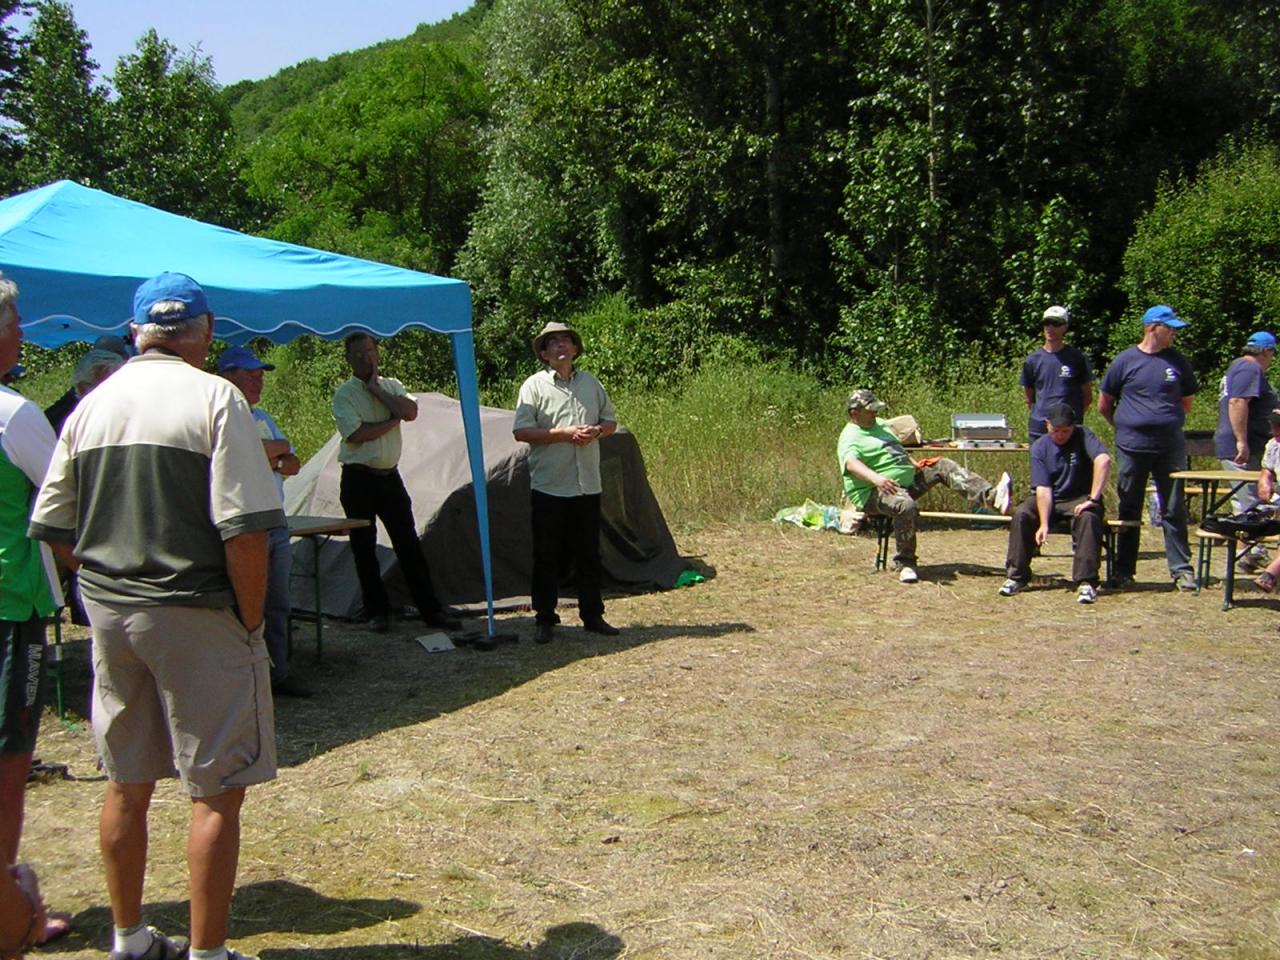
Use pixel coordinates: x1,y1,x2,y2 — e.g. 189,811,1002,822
1193,528,1280,610
868,511,1141,583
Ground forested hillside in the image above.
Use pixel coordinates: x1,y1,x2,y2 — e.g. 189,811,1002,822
1,0,1277,389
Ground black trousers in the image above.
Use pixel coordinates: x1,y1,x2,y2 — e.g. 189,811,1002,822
530,490,604,625
340,465,442,620
1005,494,1104,586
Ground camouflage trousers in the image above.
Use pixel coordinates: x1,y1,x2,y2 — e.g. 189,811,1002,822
862,458,997,568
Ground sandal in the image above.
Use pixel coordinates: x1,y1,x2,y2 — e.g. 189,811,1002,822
1255,571,1276,593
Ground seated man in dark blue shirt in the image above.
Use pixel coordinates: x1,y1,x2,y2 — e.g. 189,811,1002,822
999,402,1112,604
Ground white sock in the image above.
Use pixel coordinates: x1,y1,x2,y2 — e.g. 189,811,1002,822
113,923,152,957
191,947,229,960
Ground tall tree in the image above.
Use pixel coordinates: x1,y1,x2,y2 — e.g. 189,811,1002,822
245,38,489,275
0,0,26,192
10,0,109,190
105,29,252,225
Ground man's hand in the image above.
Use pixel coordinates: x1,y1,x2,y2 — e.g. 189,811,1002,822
1234,439,1250,465
570,424,602,446
875,474,900,496
1072,498,1097,517
1035,524,1050,546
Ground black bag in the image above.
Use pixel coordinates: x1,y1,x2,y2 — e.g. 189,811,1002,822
1201,508,1280,539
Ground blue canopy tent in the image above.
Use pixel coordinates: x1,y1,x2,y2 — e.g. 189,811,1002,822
0,179,499,635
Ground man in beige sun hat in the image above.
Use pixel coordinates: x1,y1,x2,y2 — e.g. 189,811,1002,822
513,322,619,644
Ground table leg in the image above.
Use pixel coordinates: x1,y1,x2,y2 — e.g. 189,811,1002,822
1222,538,1237,611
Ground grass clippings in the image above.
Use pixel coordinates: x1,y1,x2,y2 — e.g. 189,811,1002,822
25,521,1280,959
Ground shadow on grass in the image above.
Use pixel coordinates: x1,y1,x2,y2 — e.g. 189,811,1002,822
46,586,742,768
41,880,419,954
261,921,624,959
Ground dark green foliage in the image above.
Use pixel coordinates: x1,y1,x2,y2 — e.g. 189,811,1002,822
1120,138,1280,374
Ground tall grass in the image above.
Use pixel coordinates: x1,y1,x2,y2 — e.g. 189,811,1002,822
15,339,1226,532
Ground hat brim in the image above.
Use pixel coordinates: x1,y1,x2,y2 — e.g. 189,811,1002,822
532,331,583,357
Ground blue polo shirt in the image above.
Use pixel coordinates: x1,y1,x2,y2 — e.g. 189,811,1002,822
1213,357,1276,459
1099,346,1198,452
1021,345,1092,437
1030,426,1107,501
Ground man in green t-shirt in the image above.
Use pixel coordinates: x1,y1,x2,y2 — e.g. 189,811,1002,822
839,389,1013,583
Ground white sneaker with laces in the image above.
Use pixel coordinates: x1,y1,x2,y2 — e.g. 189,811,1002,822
898,566,918,583
993,472,1013,515
1076,583,1098,605
998,577,1024,597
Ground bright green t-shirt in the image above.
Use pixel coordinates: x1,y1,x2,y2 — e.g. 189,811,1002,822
837,419,917,508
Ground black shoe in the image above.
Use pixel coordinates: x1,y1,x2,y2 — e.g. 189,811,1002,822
369,613,392,633
1104,574,1134,591
472,634,499,651
272,678,312,698
535,622,555,644
582,617,620,636
424,611,462,631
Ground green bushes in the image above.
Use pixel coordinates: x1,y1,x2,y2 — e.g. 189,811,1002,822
1121,138,1280,373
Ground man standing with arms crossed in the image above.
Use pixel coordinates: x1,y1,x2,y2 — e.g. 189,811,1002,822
31,273,283,960
332,333,460,634
1098,304,1199,591
514,322,619,644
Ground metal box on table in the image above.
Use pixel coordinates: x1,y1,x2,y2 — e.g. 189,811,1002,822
950,413,1013,444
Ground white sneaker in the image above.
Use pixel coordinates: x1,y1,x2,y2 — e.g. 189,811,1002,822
1076,583,1098,605
998,577,1024,597
898,566,918,583
993,472,1013,514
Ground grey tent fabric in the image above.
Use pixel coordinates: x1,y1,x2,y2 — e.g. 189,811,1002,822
285,393,685,617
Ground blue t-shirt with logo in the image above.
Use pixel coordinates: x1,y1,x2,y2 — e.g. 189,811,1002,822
1021,345,1093,437
1213,356,1276,460
1099,346,1199,452
1030,426,1107,501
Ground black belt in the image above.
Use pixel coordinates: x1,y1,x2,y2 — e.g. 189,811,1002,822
341,463,398,477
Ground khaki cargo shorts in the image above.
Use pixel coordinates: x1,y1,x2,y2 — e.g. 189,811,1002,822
85,598,277,797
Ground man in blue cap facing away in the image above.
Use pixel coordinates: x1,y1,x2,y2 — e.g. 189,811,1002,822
219,345,307,697
31,272,282,960
1212,329,1277,571
1098,305,1200,591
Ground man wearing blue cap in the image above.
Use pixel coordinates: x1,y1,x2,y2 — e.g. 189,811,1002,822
1098,305,1200,590
30,273,282,960
1213,331,1277,547
219,345,307,697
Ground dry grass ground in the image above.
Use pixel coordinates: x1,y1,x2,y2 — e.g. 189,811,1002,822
23,521,1280,959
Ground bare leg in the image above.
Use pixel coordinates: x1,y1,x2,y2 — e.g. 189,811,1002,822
188,787,245,950
101,781,155,930
0,752,31,864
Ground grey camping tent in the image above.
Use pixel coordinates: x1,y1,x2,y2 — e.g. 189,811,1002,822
285,393,686,617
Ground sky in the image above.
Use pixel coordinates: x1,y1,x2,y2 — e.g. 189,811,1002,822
48,0,476,86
